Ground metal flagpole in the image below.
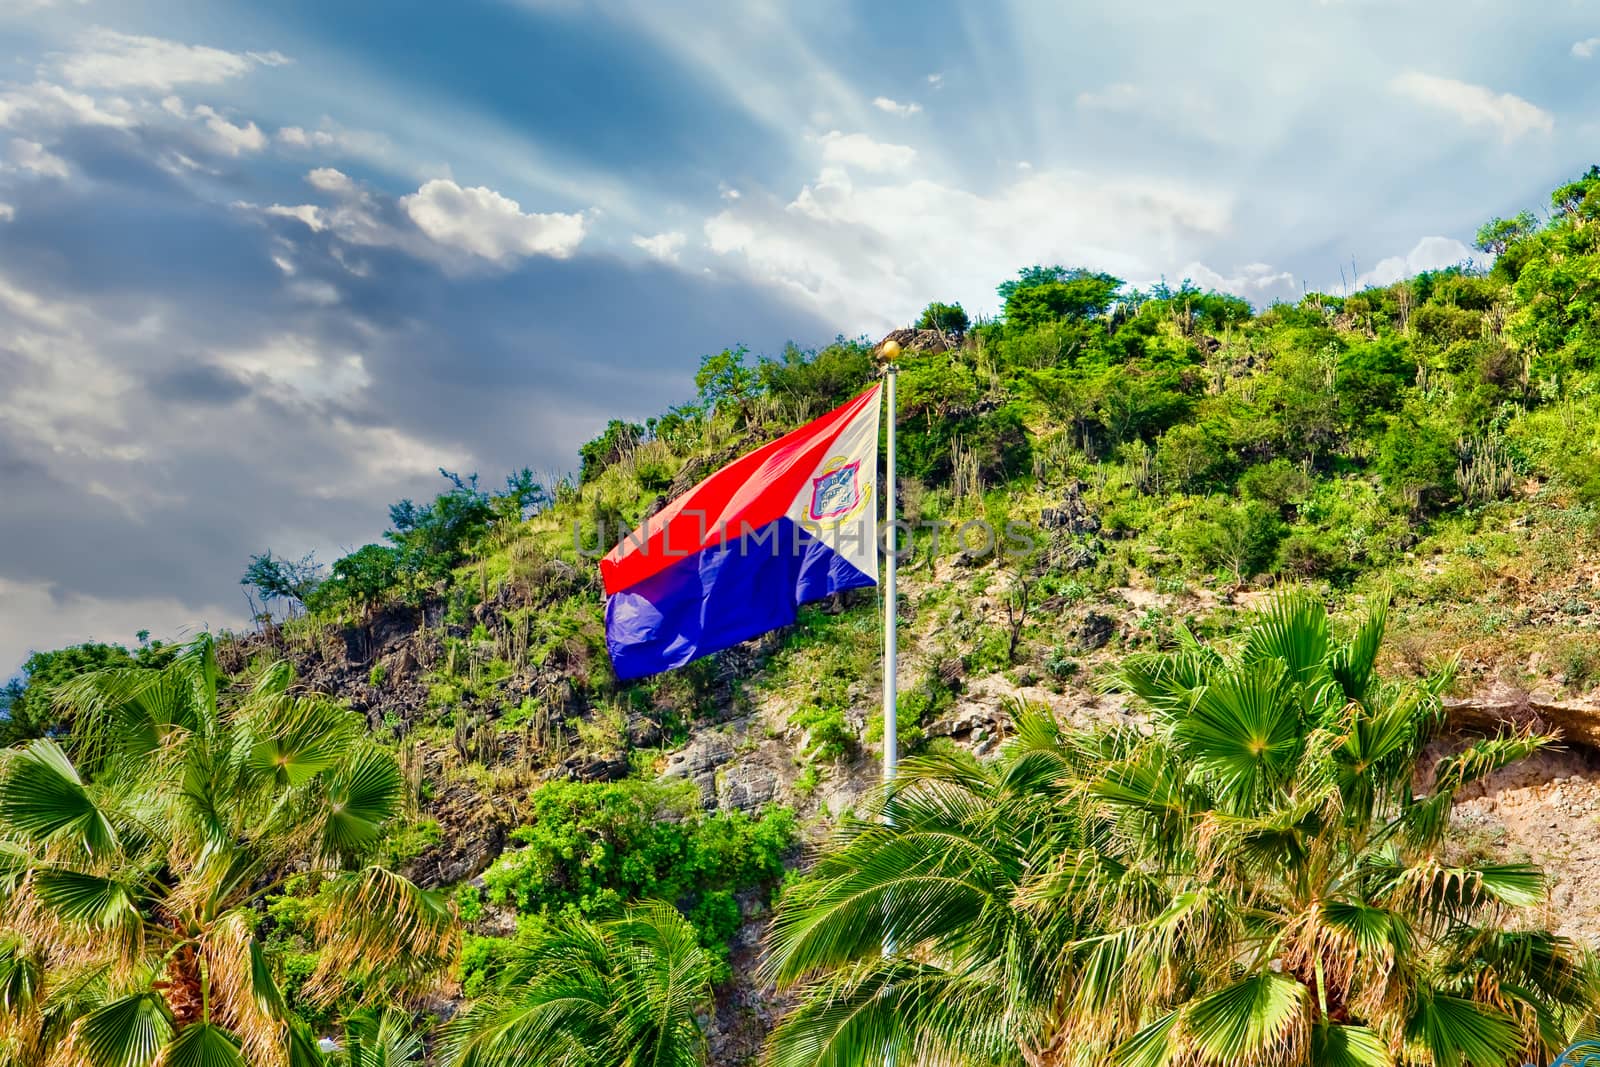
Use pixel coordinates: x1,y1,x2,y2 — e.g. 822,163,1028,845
878,339,901,1067
880,340,900,800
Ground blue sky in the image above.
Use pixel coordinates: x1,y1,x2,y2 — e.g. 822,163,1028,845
1,0,1597,672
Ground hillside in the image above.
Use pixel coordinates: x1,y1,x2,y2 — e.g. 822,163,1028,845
12,166,1600,1063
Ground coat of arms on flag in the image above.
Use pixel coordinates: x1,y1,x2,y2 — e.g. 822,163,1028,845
809,459,861,521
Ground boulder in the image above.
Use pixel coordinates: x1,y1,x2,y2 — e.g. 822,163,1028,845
1074,611,1117,652
563,751,629,782
874,328,957,355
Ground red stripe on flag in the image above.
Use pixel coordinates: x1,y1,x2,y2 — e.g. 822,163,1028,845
600,383,880,595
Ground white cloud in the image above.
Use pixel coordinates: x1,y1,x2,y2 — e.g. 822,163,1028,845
1389,71,1553,141
632,231,687,261
814,130,917,172
274,122,392,164
705,164,1230,328
214,334,370,406
0,203,13,222
194,104,266,155
1177,261,1297,303
59,27,290,91
276,126,317,147
0,81,134,129
2,0,89,11
926,72,943,88
7,138,70,178
1355,235,1482,288
264,204,324,231
400,178,587,263
159,97,267,156
306,167,353,193
1574,37,1600,59
872,96,921,117
239,179,413,266
0,261,473,671
0,579,233,678
0,272,128,457
287,280,341,306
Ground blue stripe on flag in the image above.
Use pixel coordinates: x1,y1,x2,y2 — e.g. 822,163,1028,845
604,517,874,680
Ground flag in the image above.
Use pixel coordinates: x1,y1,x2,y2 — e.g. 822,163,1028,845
601,384,882,679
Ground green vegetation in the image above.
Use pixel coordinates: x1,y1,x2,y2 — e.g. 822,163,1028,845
0,636,454,1065
13,166,1600,1066
446,903,712,1067
0,636,174,744
765,594,1591,1067
474,779,794,984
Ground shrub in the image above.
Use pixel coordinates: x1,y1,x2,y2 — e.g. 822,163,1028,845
579,419,646,483
1239,458,1313,518
1377,411,1459,513
1173,498,1286,581
481,779,796,969
1275,529,1345,580
791,697,853,761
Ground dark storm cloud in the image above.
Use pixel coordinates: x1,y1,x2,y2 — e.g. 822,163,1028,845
154,363,254,406
0,121,829,671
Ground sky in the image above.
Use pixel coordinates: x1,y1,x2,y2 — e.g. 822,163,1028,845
1,0,1597,674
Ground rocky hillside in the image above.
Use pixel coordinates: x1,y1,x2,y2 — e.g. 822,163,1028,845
15,167,1600,1064
221,471,1600,1062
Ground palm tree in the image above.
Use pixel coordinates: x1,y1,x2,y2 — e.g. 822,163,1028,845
761,705,1103,1067
444,902,713,1067
0,635,457,1067
765,593,1598,1067
320,1007,425,1067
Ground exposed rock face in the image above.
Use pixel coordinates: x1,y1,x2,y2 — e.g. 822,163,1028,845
873,328,957,355
1041,481,1101,536
658,722,794,815
707,891,789,1066
717,763,781,812
562,751,630,782
661,729,736,804
1074,611,1117,652
927,706,1004,757
1445,687,1600,746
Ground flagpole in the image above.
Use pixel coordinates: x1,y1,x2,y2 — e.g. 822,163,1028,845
879,342,901,1067
880,339,900,801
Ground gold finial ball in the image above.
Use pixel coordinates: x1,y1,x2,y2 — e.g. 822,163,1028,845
879,339,902,363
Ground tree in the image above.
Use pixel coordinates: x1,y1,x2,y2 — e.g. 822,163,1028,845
495,469,547,527
308,544,403,620
1173,498,1285,583
444,903,712,1067
762,702,1105,1067
325,1007,424,1067
579,421,645,484
0,636,456,1066
1550,165,1600,224
999,267,1122,329
1376,411,1459,514
693,346,758,419
1474,212,1539,256
764,594,1594,1067
916,301,970,338
0,641,174,745
243,551,325,619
